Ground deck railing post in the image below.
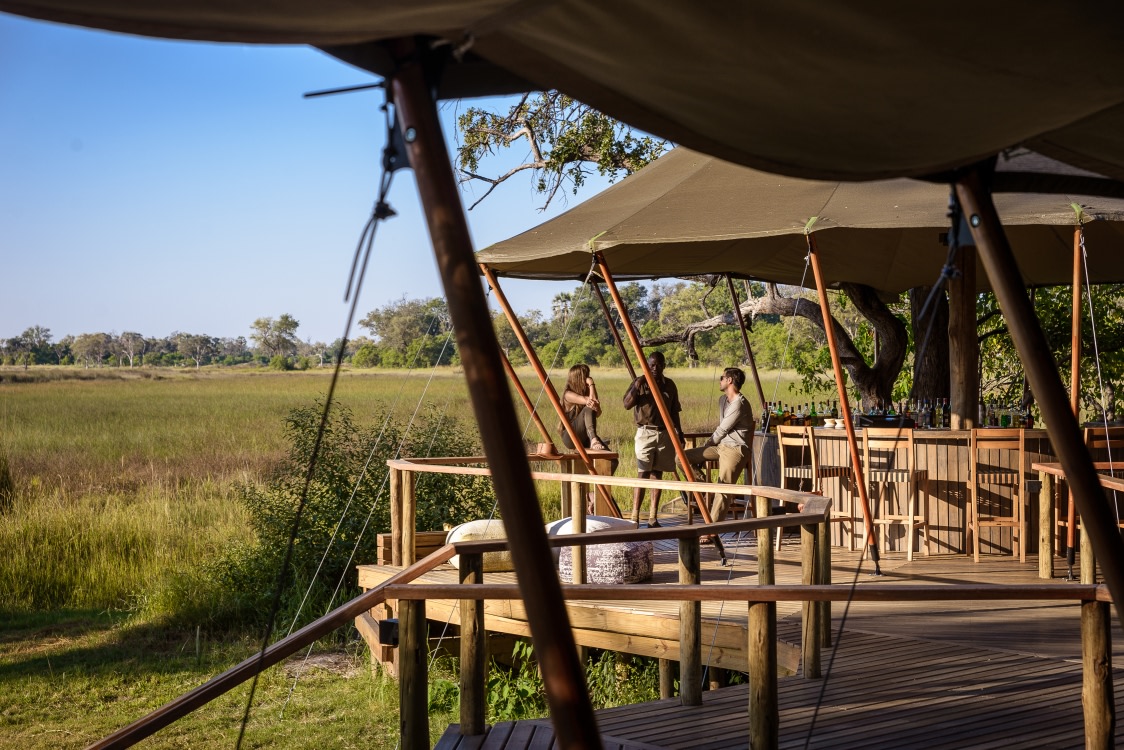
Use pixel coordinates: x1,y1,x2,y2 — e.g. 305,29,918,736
402,469,417,566
757,496,775,585
801,522,822,678
817,516,831,647
658,659,675,699
399,598,429,750
1082,599,1115,748
678,536,702,706
390,468,403,567
1038,470,1055,578
459,554,486,736
748,599,778,750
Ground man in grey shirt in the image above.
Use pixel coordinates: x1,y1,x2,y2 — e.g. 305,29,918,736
680,367,755,530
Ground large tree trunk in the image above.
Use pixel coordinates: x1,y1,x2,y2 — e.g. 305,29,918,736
643,283,907,409
910,286,950,401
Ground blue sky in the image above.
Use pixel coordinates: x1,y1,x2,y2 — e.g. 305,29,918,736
0,14,607,344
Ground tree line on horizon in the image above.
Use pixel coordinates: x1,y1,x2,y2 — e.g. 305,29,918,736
6,277,1121,416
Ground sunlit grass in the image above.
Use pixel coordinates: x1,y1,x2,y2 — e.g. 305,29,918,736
0,363,811,749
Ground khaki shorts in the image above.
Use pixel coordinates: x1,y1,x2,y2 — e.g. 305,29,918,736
634,425,676,473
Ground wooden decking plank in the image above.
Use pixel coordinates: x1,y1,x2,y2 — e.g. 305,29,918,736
479,721,516,750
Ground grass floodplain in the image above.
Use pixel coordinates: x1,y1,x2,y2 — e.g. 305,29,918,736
0,364,807,748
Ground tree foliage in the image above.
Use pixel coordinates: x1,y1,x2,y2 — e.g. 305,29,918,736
456,91,668,209
190,401,495,627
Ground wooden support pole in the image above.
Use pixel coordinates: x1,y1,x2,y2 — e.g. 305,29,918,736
817,517,832,647
459,554,486,735
955,166,1124,632
399,599,429,750
678,537,702,706
658,659,675,700
1082,600,1115,748
595,253,711,522
1039,470,1056,579
591,281,637,380
499,348,556,448
388,42,601,750
748,600,778,750
948,243,978,430
757,487,776,585
402,469,417,566
725,274,766,413
390,468,403,567
801,523,821,678
482,264,620,517
806,235,877,558
1067,225,1083,571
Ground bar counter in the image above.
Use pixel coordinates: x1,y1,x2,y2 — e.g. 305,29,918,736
752,427,1055,556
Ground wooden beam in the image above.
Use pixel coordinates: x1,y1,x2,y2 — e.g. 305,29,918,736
678,537,702,706
805,234,877,559
1082,600,1115,748
955,165,1124,634
800,522,821,678
387,41,602,750
748,599,778,750
594,252,711,521
400,598,429,750
948,243,978,430
1067,225,1082,568
498,348,555,448
459,554,486,736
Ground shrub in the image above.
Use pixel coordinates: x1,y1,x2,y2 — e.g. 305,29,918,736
268,355,293,371
192,400,494,628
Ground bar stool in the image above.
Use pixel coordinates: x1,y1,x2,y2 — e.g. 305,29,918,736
777,425,856,549
863,427,930,560
967,428,1025,563
1055,425,1124,554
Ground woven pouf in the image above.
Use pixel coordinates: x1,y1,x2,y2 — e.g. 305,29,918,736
558,538,653,584
545,515,634,563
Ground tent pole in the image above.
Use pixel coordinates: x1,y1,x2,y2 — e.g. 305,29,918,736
806,234,879,573
955,166,1124,631
1066,225,1082,579
388,41,602,750
591,281,637,380
498,348,556,449
594,252,712,523
725,274,767,414
947,242,978,430
481,265,621,517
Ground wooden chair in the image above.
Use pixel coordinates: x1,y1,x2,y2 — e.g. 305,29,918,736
777,425,856,550
863,427,930,560
967,428,1025,563
1054,425,1124,555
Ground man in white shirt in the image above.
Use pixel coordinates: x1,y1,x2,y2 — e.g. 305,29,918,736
680,367,755,531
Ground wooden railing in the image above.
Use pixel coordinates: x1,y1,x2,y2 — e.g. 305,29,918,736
85,457,1115,750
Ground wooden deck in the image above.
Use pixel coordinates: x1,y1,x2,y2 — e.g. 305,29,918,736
421,546,1122,748
360,517,1121,747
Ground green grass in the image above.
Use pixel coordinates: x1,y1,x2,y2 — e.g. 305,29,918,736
0,363,811,748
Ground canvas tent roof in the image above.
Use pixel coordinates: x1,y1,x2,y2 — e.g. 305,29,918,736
4,2,1124,188
477,148,1124,294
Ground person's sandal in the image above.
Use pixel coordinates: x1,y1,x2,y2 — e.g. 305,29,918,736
590,439,608,450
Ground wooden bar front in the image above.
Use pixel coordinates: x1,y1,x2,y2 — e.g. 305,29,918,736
758,428,1055,555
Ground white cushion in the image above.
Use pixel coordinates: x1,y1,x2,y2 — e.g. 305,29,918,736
446,519,512,572
559,540,654,584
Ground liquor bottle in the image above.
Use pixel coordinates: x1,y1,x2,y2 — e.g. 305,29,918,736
934,399,943,428
808,401,818,426
831,400,839,418
942,398,951,428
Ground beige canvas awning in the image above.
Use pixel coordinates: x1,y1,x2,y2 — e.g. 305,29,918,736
477,148,1124,293
4,2,1124,188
